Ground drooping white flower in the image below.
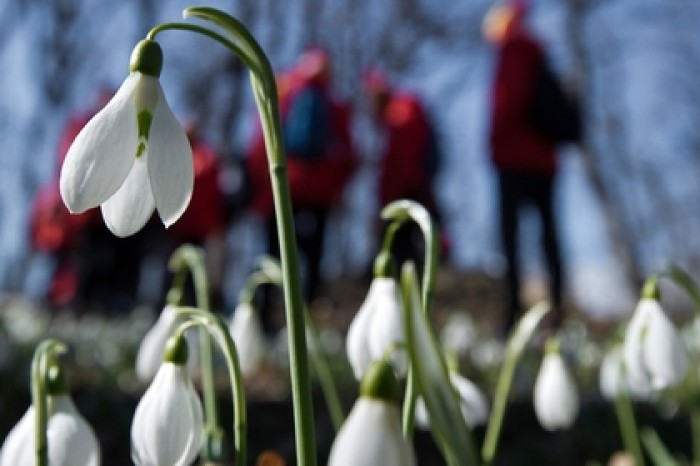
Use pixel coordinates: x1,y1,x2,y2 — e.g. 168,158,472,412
135,305,198,382
328,360,416,466
346,277,406,379
599,345,649,401
533,348,579,431
60,39,193,237
131,360,204,466
623,298,688,392
440,311,477,358
0,395,101,466
229,302,267,376
415,371,489,429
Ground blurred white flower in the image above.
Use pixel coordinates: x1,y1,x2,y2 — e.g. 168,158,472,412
59,40,193,237
229,302,267,376
0,395,100,466
415,371,489,429
533,350,579,431
346,277,406,379
131,361,203,466
440,311,477,358
623,298,688,392
135,305,198,382
599,346,649,401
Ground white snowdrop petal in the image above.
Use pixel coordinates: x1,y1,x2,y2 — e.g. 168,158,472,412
101,155,155,237
533,353,578,431
229,303,267,376
367,279,407,375
328,399,416,466
0,408,34,466
643,302,688,390
451,373,490,427
346,282,380,379
622,301,652,391
131,363,203,466
148,85,193,228
136,305,179,382
60,74,139,213
48,396,100,466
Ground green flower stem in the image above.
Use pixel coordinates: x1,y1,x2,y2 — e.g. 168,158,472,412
31,339,67,466
614,390,645,466
482,302,550,465
242,257,345,432
168,245,222,460
640,427,676,466
304,310,346,432
175,307,247,466
692,410,700,466
379,200,439,437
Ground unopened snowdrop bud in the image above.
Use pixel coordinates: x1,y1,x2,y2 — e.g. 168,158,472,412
328,360,417,466
60,39,193,237
229,301,267,376
533,339,579,431
623,278,688,392
346,252,406,379
415,371,489,430
135,305,198,382
131,334,204,466
0,365,101,466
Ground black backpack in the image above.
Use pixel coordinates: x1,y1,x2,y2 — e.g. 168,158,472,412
528,61,582,144
283,87,330,160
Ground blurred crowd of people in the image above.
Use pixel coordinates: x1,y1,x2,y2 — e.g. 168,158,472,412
27,0,580,334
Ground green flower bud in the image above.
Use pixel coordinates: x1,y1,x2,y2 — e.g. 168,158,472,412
163,334,189,365
360,359,399,402
45,363,69,396
130,39,163,77
641,275,661,301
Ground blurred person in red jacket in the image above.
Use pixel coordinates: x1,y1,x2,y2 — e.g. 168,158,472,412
364,71,446,274
247,47,358,327
485,0,565,332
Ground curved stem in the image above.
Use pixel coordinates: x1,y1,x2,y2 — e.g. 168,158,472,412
31,339,67,466
175,307,247,466
168,245,222,461
614,391,645,466
380,200,439,437
173,8,317,465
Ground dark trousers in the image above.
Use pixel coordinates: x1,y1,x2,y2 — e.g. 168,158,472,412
497,170,564,331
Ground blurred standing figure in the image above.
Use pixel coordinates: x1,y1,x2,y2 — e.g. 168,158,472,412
484,0,566,332
364,71,445,273
247,48,358,324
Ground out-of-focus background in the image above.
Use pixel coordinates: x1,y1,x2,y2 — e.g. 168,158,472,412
1,0,699,320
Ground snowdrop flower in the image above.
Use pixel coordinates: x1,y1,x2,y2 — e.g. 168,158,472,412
1,374,100,466
623,281,688,392
415,371,489,429
347,253,406,379
131,335,204,466
328,360,416,466
229,301,267,376
599,345,649,401
533,341,579,431
135,304,198,382
440,311,477,358
60,39,193,237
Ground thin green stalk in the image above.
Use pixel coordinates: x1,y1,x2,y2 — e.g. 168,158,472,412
31,339,67,466
175,307,248,466
169,9,317,465
640,427,677,466
693,410,700,466
614,390,645,466
168,245,222,460
304,311,345,431
482,302,550,465
379,200,439,438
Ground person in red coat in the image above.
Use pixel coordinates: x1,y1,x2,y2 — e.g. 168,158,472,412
247,47,358,322
485,0,565,332
364,71,445,273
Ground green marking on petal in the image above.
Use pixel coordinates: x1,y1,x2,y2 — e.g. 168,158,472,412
136,142,146,158
138,110,153,140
